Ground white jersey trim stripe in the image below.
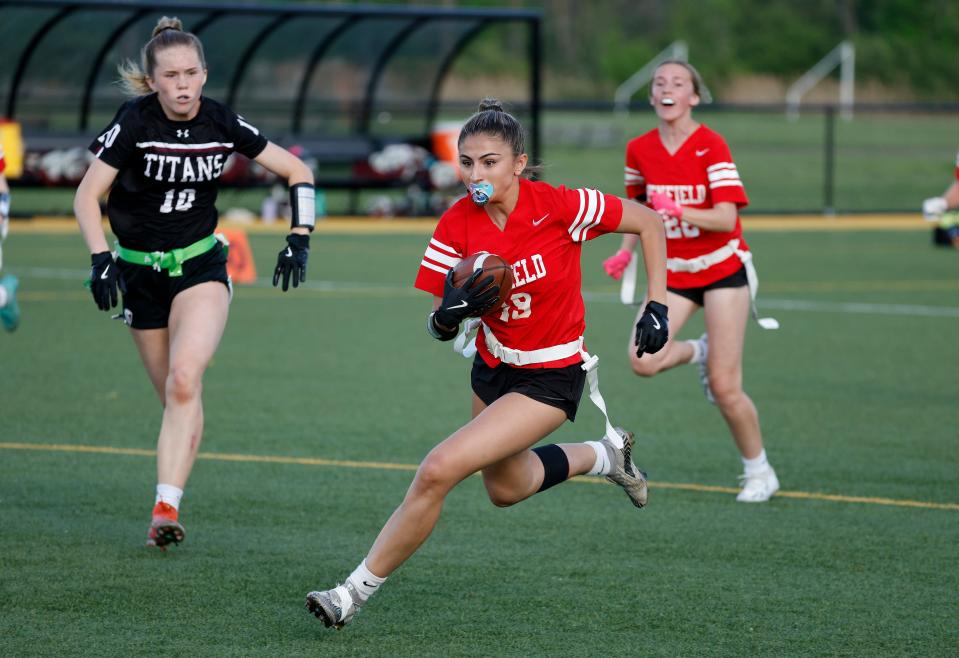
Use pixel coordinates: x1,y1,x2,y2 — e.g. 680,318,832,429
420,260,449,275
624,166,642,174
237,117,259,135
429,237,461,257
586,188,604,240
581,190,604,241
708,169,741,182
570,188,601,242
707,161,737,172
423,247,461,268
568,188,588,238
570,188,596,242
135,141,235,150
710,180,744,189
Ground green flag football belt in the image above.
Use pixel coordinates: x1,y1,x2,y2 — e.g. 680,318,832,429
115,234,227,277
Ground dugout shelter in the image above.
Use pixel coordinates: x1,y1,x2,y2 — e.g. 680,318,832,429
0,0,542,205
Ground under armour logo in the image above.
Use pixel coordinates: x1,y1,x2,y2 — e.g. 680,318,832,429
177,129,190,138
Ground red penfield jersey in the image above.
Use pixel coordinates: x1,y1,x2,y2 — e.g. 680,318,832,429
0,144,6,174
625,124,749,288
414,177,623,369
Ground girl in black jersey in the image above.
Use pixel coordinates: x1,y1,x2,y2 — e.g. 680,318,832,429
74,17,316,550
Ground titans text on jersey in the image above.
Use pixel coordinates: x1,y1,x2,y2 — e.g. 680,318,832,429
90,93,267,252
140,151,226,183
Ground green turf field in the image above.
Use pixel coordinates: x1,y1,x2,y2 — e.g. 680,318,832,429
1,224,957,657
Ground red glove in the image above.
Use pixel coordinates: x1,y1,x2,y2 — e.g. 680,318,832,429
603,249,632,280
650,191,683,219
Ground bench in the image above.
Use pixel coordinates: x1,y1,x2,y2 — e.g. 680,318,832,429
14,133,434,215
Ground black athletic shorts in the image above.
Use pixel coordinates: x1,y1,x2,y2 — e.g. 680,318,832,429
116,242,230,329
470,354,587,422
668,265,748,307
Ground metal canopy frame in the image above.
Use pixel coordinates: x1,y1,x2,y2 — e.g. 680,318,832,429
1,0,542,160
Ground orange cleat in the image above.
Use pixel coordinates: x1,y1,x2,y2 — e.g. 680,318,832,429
146,502,185,550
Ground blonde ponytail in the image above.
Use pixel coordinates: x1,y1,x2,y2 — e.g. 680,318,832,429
118,59,151,96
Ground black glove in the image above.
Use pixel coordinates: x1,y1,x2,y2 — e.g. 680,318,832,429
89,251,126,311
433,268,500,329
273,233,309,291
635,300,669,357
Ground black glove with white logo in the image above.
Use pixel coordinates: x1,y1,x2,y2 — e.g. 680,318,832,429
273,233,309,291
634,300,669,357
433,268,500,330
89,251,126,311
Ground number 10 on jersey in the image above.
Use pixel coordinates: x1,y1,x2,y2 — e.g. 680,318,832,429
159,188,196,213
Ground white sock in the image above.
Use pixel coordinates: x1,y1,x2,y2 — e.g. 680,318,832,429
585,441,612,475
155,484,184,509
742,450,770,475
347,559,387,602
686,338,705,364
0,286,7,308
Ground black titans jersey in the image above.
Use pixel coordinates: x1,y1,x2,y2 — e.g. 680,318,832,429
89,93,267,251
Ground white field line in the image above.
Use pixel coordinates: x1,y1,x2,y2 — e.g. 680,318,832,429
581,291,959,319
2,441,957,511
12,267,959,319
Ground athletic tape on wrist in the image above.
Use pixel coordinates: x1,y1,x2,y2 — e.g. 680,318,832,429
290,183,316,231
427,312,459,341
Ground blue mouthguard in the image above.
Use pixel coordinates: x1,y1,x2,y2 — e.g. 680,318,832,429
468,182,494,205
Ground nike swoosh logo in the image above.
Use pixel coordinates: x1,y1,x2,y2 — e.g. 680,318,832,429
651,316,661,330
446,300,468,310
100,265,110,280
532,213,550,226
362,581,379,588
284,247,292,257
695,149,709,157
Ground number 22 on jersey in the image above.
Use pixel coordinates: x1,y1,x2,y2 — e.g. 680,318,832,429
663,216,700,239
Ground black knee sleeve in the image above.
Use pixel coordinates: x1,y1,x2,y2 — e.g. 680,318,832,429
532,444,570,492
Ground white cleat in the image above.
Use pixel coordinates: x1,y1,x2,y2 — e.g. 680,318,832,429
736,466,780,502
601,428,648,508
695,333,716,404
306,582,362,630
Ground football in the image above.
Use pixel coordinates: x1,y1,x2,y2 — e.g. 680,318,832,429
451,252,514,316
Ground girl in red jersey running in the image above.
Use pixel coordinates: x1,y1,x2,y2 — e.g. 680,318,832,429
305,98,668,629
603,61,780,503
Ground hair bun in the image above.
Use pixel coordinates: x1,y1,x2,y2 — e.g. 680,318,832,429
478,97,504,113
152,16,183,38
